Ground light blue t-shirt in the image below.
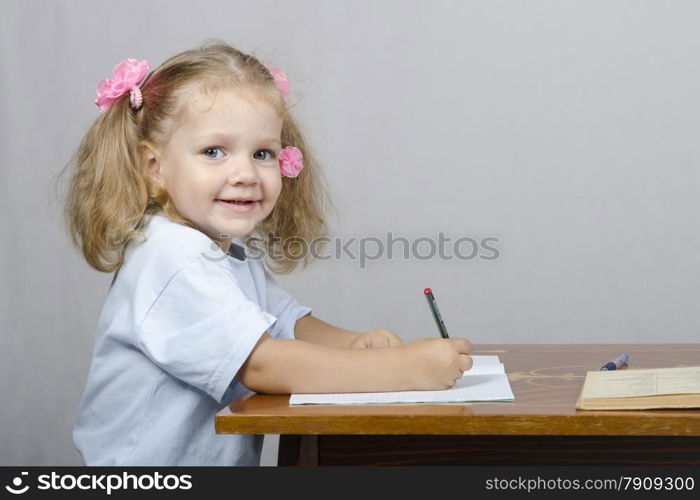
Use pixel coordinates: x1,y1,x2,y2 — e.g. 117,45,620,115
73,215,311,466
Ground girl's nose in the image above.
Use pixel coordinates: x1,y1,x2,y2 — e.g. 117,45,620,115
227,156,260,185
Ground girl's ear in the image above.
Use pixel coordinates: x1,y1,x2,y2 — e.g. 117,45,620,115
141,141,165,187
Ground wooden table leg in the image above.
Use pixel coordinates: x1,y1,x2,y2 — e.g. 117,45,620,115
277,435,319,466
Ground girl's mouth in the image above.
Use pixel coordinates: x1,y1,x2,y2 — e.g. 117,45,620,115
219,200,255,205
216,199,258,213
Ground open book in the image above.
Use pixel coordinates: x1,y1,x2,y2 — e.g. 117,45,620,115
576,366,700,410
289,355,514,405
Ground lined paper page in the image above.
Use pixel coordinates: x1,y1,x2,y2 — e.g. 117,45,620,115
289,355,515,405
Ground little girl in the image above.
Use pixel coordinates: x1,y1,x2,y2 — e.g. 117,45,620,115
65,41,472,466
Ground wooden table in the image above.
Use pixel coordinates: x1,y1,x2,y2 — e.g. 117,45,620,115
216,344,700,465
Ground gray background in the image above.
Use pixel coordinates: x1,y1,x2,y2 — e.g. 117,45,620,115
2,0,699,466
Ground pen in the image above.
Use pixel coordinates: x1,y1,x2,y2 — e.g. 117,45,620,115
600,352,629,371
424,288,450,339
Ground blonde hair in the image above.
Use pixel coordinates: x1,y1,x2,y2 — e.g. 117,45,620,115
63,41,330,274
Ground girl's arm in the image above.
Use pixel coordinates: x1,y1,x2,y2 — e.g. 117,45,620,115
294,314,402,348
237,332,472,394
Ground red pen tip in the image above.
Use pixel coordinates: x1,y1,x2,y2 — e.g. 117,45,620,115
424,288,432,295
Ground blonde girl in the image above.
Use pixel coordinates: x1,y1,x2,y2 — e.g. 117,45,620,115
65,41,472,466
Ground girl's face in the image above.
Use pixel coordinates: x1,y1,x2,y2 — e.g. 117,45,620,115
147,86,283,245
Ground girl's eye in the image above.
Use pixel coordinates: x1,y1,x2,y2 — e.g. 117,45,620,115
202,147,224,160
253,150,275,161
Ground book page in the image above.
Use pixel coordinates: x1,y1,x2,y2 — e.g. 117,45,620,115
289,355,515,405
657,367,700,394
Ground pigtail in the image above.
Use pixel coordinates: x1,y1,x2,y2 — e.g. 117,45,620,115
257,116,332,274
65,98,150,272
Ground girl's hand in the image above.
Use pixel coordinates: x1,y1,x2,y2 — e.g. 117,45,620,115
349,328,402,349
403,338,473,390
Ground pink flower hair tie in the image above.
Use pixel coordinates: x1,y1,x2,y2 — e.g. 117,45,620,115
264,64,291,100
95,58,151,112
279,147,304,178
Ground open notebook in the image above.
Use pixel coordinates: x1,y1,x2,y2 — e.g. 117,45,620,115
289,355,515,405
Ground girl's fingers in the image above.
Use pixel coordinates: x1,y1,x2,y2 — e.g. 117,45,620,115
449,338,472,354
372,336,390,347
459,354,473,373
388,335,402,346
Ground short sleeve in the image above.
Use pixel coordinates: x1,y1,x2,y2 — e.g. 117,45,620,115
264,269,312,340
138,260,276,403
